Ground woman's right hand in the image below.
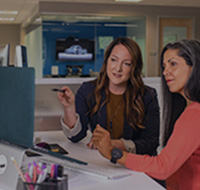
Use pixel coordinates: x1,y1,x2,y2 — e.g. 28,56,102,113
57,86,75,109
57,86,77,128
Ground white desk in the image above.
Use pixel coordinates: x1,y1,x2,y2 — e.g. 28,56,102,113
34,130,165,190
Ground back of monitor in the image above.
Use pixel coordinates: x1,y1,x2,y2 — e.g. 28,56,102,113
15,45,28,67
0,67,35,189
0,67,35,148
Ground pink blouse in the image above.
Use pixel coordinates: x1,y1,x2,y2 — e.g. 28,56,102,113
125,102,200,190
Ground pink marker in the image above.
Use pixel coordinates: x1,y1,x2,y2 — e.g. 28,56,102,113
24,172,34,190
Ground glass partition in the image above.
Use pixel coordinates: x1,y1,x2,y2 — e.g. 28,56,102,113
26,15,146,78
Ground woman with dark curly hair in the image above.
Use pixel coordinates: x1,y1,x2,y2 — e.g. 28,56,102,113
57,37,160,156
92,39,200,189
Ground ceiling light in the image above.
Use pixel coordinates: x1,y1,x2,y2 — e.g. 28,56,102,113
75,16,111,20
0,18,14,21
104,24,137,27
0,11,18,15
115,0,143,2
35,18,42,22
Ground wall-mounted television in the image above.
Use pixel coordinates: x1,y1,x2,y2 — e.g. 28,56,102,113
56,37,95,62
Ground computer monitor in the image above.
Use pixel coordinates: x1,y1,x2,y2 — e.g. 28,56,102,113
15,45,28,67
0,67,35,148
0,44,10,67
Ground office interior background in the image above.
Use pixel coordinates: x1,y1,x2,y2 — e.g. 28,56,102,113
1,0,200,79
1,0,200,136
0,2,199,189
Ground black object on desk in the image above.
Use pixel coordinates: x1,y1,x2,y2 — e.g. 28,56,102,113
36,142,68,155
33,146,88,165
25,143,69,157
20,176,68,190
50,144,68,155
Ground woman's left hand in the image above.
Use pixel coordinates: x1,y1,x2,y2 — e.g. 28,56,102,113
92,124,113,159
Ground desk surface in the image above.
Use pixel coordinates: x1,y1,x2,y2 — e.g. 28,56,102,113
34,131,165,190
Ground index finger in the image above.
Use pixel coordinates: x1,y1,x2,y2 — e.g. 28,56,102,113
94,124,107,133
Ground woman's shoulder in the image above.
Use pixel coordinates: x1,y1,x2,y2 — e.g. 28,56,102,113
81,79,97,88
143,85,157,97
176,102,200,130
142,85,159,107
186,102,200,111
78,79,97,93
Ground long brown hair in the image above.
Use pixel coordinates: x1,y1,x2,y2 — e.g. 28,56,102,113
90,37,145,130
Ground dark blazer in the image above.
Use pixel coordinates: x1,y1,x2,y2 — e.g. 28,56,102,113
70,80,160,156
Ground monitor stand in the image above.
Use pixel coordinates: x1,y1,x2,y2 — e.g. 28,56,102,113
0,142,26,190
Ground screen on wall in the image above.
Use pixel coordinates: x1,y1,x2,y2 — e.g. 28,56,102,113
56,37,95,62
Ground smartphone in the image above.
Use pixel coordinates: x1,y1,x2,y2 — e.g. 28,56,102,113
49,144,68,155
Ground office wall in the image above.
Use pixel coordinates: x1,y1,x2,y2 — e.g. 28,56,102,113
42,21,127,76
0,24,20,65
1,3,200,76
25,26,43,79
36,2,200,76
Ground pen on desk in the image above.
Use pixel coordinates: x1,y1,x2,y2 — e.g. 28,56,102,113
36,171,44,183
33,161,42,175
28,163,33,178
10,157,26,182
50,164,55,179
41,166,48,182
24,173,34,190
35,170,44,190
51,88,66,93
33,166,37,183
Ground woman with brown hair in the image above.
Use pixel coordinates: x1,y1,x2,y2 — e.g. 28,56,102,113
57,37,160,155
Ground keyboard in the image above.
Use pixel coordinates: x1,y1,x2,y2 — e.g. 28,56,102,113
40,155,132,180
